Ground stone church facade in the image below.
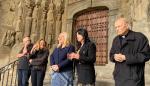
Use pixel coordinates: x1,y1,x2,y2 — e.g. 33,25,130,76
0,0,150,85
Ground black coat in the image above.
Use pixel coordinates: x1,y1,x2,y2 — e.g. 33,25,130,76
30,48,49,71
76,41,96,84
109,30,150,86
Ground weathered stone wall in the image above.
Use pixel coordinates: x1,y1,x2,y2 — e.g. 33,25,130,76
0,0,20,67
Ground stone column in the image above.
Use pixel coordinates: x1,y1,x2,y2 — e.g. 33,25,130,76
66,19,73,42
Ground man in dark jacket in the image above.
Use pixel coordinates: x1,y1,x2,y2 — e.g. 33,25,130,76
109,16,150,86
17,36,33,86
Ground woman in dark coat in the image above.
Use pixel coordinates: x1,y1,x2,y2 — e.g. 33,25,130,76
29,39,49,86
69,28,96,86
109,17,150,86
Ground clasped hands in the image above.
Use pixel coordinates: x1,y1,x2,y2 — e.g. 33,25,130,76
67,52,80,60
114,53,126,62
51,65,59,72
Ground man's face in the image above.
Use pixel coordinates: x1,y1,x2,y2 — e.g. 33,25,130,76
115,18,128,36
23,37,31,46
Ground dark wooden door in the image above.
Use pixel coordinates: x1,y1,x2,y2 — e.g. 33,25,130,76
73,8,109,65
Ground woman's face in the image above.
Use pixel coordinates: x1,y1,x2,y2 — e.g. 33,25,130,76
58,34,65,44
76,32,84,42
40,40,46,49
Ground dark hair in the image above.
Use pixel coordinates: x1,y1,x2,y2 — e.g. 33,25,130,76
76,28,90,49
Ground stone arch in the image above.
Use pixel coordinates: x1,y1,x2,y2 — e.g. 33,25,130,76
67,0,117,19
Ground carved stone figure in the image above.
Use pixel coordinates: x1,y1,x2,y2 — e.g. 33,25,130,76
1,30,16,47
30,0,41,43
54,0,64,43
15,16,23,44
15,1,24,44
24,0,34,37
39,0,48,39
46,0,55,48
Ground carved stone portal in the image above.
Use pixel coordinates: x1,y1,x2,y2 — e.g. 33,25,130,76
1,0,64,49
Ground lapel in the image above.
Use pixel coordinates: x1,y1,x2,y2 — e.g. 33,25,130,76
79,43,87,54
124,30,135,45
115,36,122,50
115,30,135,51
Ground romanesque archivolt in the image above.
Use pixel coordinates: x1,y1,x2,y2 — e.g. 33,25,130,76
1,0,64,49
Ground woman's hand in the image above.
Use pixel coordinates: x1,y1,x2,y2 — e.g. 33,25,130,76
67,53,80,60
57,43,62,48
30,45,37,53
67,53,75,60
74,53,80,59
29,59,32,63
51,65,59,72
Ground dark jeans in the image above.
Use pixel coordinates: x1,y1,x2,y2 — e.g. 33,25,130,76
18,69,31,86
31,69,46,86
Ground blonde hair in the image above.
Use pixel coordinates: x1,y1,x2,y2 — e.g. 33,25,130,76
57,32,70,48
32,39,47,51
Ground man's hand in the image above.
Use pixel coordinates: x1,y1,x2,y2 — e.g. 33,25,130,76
114,53,126,62
16,54,24,58
23,44,28,55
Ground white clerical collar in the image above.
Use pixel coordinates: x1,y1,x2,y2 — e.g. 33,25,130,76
122,35,126,38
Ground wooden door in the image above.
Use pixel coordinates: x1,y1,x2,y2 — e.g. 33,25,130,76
73,7,109,65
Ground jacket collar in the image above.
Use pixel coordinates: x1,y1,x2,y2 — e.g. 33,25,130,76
116,30,135,48
125,30,135,41
116,30,135,41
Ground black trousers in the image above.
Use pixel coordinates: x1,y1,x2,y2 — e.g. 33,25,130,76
31,69,46,86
